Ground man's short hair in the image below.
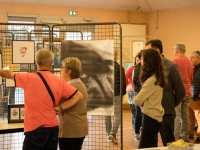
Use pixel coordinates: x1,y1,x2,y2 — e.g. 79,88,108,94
175,42,186,53
35,49,54,66
146,39,163,54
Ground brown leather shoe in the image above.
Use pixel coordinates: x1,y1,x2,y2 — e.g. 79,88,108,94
189,136,194,139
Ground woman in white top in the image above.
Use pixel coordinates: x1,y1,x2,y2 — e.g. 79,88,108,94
134,49,168,149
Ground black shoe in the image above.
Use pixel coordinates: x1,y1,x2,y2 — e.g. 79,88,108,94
189,136,194,139
194,137,200,144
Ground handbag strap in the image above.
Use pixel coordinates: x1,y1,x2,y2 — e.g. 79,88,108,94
37,72,55,104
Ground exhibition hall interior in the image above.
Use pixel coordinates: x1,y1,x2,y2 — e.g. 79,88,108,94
0,0,200,150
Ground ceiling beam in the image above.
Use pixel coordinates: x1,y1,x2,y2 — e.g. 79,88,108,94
136,0,151,12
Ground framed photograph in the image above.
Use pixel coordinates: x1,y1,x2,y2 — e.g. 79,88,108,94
37,43,43,50
8,104,24,123
125,62,133,72
132,40,144,58
12,40,35,64
20,107,25,119
44,41,61,68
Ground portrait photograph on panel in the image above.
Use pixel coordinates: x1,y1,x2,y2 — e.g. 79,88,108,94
12,40,35,64
61,40,114,116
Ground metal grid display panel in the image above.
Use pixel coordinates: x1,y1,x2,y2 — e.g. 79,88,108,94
0,132,24,150
0,22,123,150
52,22,123,150
0,23,51,149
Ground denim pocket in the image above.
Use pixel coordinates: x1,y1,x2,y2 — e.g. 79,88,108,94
32,128,49,146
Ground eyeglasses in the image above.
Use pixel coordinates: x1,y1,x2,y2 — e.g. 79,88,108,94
60,66,65,70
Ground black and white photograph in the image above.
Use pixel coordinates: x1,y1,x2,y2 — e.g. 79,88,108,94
12,40,35,64
61,40,114,115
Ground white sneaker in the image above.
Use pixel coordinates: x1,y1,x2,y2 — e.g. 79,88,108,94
106,135,111,141
134,134,140,140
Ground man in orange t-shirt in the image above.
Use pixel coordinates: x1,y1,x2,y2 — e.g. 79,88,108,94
0,49,83,150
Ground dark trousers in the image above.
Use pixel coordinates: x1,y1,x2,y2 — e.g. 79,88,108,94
160,114,175,146
59,137,85,150
23,126,58,150
135,106,142,134
139,114,161,149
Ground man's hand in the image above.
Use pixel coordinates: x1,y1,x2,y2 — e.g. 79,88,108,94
54,106,61,115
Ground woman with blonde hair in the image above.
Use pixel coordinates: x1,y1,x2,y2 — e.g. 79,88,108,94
58,57,88,150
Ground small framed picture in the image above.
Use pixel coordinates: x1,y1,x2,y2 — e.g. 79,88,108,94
132,40,144,58
125,62,133,72
12,40,35,64
20,107,25,119
8,104,24,123
37,43,43,50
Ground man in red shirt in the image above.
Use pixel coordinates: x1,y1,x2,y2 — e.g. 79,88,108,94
173,42,193,142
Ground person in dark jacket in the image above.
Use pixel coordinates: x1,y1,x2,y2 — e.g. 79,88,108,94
189,50,200,143
132,50,143,140
104,61,126,144
146,39,185,146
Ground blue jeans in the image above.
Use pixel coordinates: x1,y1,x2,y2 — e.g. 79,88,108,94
23,126,58,150
174,96,190,142
104,95,121,136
